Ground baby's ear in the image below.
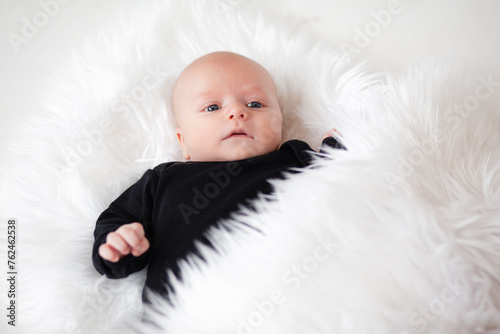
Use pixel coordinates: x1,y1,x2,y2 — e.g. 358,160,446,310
175,127,190,160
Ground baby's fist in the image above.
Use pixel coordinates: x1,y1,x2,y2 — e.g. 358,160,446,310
98,222,150,263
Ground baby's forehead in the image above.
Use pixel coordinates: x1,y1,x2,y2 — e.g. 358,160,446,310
179,57,272,88
194,83,270,98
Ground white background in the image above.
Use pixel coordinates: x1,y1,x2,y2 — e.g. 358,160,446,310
1,0,499,146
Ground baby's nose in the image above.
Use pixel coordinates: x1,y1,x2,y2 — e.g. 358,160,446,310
226,104,248,120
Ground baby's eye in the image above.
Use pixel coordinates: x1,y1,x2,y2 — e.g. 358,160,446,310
204,104,221,112
247,101,262,108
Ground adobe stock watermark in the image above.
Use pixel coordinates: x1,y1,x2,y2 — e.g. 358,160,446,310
226,234,340,334
385,74,500,188
399,277,466,333
178,162,243,224
6,0,72,54
339,0,404,57
53,64,169,175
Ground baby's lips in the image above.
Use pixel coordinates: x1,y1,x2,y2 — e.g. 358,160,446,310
224,127,254,140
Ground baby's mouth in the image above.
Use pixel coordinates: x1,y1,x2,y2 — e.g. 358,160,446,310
224,128,254,140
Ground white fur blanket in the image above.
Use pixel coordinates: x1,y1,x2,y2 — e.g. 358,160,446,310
1,1,500,333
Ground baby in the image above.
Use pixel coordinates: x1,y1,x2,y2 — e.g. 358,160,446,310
92,52,344,301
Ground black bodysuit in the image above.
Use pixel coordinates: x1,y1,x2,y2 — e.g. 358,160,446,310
92,138,344,300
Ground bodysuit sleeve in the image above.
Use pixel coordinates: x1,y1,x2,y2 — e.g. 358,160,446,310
320,136,346,153
92,168,159,279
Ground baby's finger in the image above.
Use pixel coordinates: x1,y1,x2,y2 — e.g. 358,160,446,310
105,231,132,257
131,237,150,257
98,243,122,263
116,223,147,253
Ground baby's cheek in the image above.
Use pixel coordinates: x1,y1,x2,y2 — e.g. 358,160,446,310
260,128,281,150
264,115,282,144
247,144,261,157
201,140,223,161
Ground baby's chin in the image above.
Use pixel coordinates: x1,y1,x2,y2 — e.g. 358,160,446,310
193,145,276,162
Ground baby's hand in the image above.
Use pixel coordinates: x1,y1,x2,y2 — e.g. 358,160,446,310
322,128,342,141
98,222,150,263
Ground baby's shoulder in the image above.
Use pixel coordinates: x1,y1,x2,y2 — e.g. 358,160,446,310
151,161,178,175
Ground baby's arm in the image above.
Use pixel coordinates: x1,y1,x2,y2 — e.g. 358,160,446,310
98,222,149,263
92,168,160,278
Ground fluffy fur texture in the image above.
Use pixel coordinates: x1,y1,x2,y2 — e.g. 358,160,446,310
1,1,500,333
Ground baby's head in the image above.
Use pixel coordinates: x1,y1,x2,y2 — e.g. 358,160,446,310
172,51,282,161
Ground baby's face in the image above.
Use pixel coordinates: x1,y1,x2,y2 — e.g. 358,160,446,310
173,52,282,161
